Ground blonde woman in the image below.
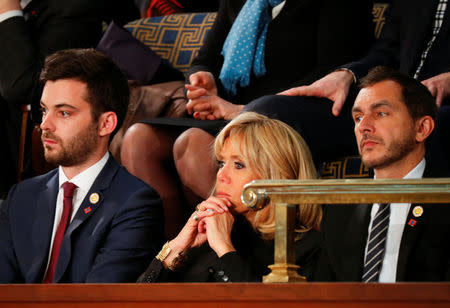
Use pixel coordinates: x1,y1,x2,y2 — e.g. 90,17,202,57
138,112,322,282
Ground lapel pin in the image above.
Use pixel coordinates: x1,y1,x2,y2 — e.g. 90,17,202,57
84,207,92,214
408,219,417,227
412,205,423,217
89,193,100,204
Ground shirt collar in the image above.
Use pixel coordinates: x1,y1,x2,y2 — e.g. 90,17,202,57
374,158,426,180
21,0,32,9
58,152,110,190
403,158,426,179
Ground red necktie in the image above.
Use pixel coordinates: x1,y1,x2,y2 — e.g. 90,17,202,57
43,182,77,283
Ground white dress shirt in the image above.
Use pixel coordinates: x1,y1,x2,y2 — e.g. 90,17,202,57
365,158,426,282
44,152,109,274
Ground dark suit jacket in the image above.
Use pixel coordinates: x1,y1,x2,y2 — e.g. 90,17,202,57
346,0,450,83
313,167,450,282
0,155,165,283
0,0,139,194
187,0,374,104
138,216,321,283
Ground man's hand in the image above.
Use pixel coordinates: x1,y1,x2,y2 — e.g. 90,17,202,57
422,72,450,107
278,70,354,116
0,0,21,15
188,71,218,96
186,84,244,120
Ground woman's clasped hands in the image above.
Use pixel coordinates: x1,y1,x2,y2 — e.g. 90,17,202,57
168,196,236,260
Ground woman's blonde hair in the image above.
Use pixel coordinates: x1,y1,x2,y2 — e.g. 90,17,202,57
214,112,322,239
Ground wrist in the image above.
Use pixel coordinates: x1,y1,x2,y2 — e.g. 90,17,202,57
214,242,236,258
335,68,357,84
225,105,244,120
168,238,188,256
158,240,188,270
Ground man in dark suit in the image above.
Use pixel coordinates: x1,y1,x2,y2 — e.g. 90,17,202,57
0,0,139,195
245,0,450,172
0,49,165,283
313,67,450,282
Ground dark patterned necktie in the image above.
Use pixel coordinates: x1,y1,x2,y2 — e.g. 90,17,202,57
362,203,390,282
43,182,77,283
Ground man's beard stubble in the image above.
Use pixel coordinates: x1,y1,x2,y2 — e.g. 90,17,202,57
41,122,98,167
359,130,417,170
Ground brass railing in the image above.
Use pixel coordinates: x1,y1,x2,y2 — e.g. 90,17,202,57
241,178,450,283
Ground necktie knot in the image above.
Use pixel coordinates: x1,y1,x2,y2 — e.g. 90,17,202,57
62,182,77,199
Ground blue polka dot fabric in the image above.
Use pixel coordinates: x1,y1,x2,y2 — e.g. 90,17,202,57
219,0,283,96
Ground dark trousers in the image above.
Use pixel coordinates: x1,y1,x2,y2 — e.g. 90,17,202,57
243,92,359,166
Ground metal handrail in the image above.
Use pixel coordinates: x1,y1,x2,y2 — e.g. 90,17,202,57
241,178,450,282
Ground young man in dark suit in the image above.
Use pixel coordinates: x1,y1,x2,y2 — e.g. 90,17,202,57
0,49,164,283
313,67,450,282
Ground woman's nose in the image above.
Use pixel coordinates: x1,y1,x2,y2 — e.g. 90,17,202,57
217,164,230,183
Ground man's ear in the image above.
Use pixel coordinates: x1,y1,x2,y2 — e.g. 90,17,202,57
415,115,435,143
98,112,118,137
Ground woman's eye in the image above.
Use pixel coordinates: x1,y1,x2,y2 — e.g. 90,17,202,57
217,160,225,168
234,162,245,169
61,111,70,117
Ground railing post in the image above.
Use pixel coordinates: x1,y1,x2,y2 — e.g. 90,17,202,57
263,203,306,283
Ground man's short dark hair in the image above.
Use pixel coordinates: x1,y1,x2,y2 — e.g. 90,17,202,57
359,66,438,122
39,48,129,138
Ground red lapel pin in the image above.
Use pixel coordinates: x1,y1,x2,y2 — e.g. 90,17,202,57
84,207,92,214
408,219,417,227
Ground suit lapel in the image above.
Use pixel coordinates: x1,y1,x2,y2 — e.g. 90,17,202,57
26,171,59,283
396,165,434,281
53,156,119,282
396,202,427,280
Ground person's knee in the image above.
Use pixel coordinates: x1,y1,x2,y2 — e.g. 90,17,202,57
174,128,215,187
173,128,211,167
121,123,154,164
244,95,284,115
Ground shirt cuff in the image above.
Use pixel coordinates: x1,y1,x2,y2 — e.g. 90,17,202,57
0,10,23,23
